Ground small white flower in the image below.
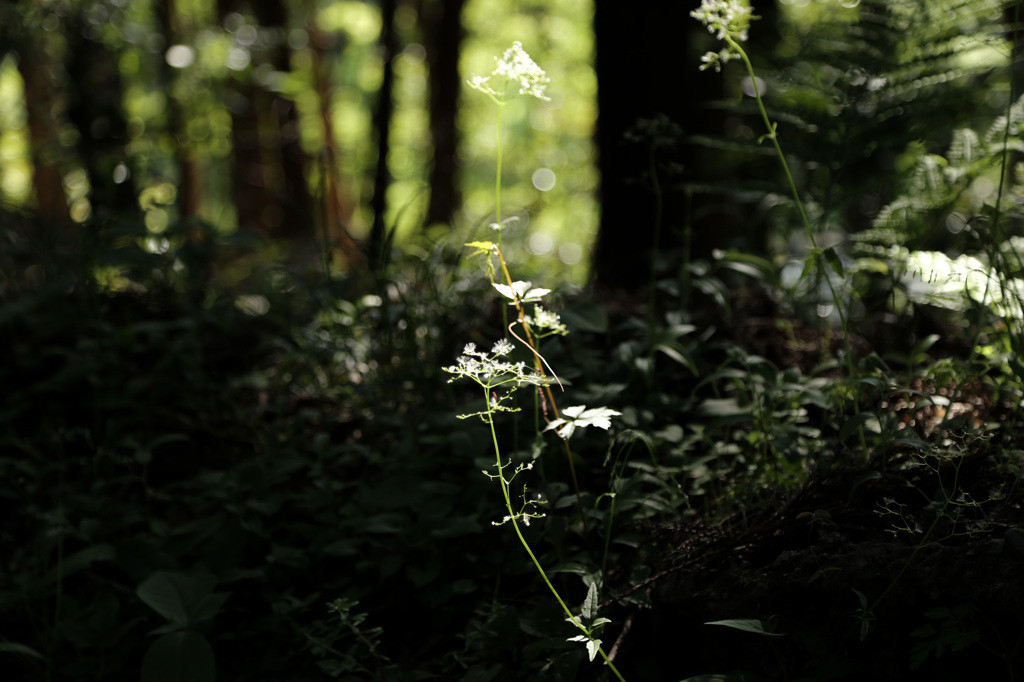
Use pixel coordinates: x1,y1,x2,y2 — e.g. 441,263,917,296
525,305,568,336
491,338,515,356
467,41,550,102
444,337,551,390
691,0,755,70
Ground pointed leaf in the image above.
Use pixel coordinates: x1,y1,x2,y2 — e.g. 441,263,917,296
137,571,219,629
582,582,598,621
823,247,844,277
705,619,783,636
492,282,516,300
839,412,882,443
0,642,44,659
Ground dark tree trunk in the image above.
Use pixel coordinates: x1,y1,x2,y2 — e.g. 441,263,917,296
591,0,727,291
64,15,137,215
369,0,398,269
422,0,465,229
591,2,788,292
157,0,200,220
17,43,71,227
217,0,313,241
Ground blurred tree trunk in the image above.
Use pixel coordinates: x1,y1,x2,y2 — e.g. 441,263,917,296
217,0,312,241
591,1,780,292
591,1,719,290
158,0,200,221
368,0,397,269
309,24,364,270
16,45,71,227
64,13,137,215
422,0,465,229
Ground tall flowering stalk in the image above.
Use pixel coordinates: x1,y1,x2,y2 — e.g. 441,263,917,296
692,0,850,349
455,43,627,680
465,42,587,500
466,41,550,250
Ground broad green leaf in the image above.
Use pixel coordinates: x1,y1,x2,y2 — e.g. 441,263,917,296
141,632,215,682
492,281,549,303
585,638,601,662
137,571,226,629
706,619,783,636
545,405,621,439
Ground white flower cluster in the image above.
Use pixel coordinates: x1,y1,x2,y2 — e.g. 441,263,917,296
444,340,549,389
467,41,550,101
691,0,755,72
525,305,568,337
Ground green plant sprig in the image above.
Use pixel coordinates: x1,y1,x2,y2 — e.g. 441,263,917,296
444,340,626,680
693,0,852,368
464,43,587,510
460,43,625,677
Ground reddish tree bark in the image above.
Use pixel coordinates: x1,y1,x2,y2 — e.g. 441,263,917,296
18,47,71,227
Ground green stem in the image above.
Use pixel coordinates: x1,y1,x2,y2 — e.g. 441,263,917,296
728,36,852,369
495,102,504,248
648,146,663,325
729,37,813,246
495,101,509,335
484,389,627,682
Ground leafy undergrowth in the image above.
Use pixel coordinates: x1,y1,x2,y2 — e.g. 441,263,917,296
2,221,1023,682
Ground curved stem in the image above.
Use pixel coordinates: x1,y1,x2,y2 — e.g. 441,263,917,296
493,245,586,519
484,390,627,681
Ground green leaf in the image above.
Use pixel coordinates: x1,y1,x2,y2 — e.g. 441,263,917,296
585,638,602,662
798,257,816,283
581,582,598,621
545,405,621,439
705,619,783,636
492,281,549,303
839,412,882,442
696,397,748,417
823,246,844,277
137,571,228,630
0,642,44,659
655,343,698,375
141,632,215,682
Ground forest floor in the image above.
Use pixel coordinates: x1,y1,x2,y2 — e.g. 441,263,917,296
598,296,1024,682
